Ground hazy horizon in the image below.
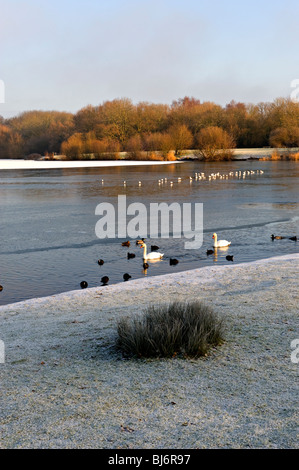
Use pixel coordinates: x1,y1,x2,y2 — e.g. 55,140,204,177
1,0,299,119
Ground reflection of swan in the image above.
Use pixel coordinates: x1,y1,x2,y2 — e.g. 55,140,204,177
212,233,231,248
140,243,163,260
143,262,149,276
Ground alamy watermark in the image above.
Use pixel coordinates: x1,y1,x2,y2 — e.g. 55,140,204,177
0,79,5,103
290,79,299,102
0,340,5,364
290,339,299,364
95,196,203,249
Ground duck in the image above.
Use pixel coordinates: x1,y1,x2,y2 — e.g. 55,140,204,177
122,241,130,247
127,252,136,259
101,276,109,285
170,258,179,266
206,249,214,256
98,259,104,265
0,285,3,292
226,255,234,262
289,236,298,241
140,242,163,260
212,233,231,248
143,262,149,269
136,238,145,245
80,281,88,289
123,273,131,281
271,234,285,240
150,245,160,251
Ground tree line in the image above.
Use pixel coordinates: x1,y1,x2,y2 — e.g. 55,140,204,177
1,96,299,160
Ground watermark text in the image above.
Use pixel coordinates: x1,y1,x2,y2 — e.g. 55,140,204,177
290,339,299,364
95,196,203,249
290,79,299,102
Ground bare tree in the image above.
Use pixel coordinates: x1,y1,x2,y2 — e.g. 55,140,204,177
196,126,235,160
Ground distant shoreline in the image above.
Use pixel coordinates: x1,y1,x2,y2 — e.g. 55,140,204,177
1,148,298,170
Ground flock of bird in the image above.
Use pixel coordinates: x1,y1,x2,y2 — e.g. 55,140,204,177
82,239,172,289
78,227,298,289
156,169,265,187
79,232,235,289
100,169,265,190
1,230,296,295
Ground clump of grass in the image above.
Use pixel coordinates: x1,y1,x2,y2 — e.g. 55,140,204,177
116,301,224,359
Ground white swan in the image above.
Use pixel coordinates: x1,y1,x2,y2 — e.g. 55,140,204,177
212,233,231,248
140,243,164,260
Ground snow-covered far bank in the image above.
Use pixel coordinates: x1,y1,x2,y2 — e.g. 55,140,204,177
0,159,180,170
233,147,299,159
1,148,298,170
0,253,298,448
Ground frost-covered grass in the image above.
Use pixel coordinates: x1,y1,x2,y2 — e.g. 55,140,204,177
0,254,298,449
117,301,224,358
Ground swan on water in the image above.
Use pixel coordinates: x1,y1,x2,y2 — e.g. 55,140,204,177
212,233,231,248
140,243,164,260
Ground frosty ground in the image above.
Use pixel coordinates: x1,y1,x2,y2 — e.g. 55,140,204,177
0,254,298,449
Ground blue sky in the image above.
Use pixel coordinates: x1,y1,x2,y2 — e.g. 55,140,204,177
1,0,299,117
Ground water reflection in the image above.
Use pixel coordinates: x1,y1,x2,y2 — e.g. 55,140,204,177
0,160,298,305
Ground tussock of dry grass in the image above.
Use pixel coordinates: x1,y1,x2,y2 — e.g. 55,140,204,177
116,301,224,359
